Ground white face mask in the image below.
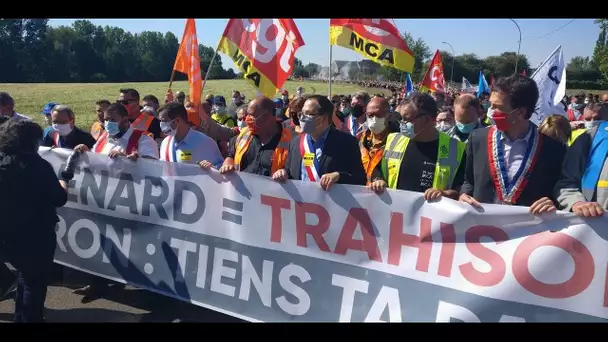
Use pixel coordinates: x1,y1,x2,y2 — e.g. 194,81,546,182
366,116,386,134
436,121,453,133
52,123,73,136
160,120,176,136
237,119,246,128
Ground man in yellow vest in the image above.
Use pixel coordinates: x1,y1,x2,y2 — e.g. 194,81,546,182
220,96,293,177
369,92,466,201
569,102,603,146
119,88,162,140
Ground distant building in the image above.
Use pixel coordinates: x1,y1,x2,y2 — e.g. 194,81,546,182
315,59,381,80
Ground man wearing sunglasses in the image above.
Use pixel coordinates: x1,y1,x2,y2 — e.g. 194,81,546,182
459,75,567,215
220,96,293,177
369,92,466,201
119,88,162,141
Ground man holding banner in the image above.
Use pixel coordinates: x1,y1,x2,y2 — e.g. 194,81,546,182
459,74,566,214
272,95,366,189
158,102,224,169
369,92,466,201
221,96,293,176
555,103,608,217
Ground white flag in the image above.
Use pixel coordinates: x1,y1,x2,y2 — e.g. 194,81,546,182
461,77,475,93
530,45,567,125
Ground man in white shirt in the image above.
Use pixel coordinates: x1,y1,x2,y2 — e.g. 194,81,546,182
158,102,224,169
0,92,31,122
74,103,158,160
72,102,158,302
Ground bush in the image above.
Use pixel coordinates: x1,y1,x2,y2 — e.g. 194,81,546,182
566,80,608,90
90,73,107,83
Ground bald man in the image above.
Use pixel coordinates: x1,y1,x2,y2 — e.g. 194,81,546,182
602,93,608,104
445,93,483,143
359,97,399,184
220,96,294,176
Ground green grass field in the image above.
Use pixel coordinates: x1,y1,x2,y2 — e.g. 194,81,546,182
1,80,598,130
0,80,393,129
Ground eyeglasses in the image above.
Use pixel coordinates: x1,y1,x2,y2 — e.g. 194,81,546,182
398,114,424,125
118,99,136,105
297,111,321,119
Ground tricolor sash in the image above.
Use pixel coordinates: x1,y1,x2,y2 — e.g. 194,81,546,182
300,134,320,182
487,125,542,204
162,136,177,162
52,131,61,148
346,115,357,136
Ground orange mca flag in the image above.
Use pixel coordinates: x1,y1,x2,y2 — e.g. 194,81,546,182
419,50,445,94
329,19,414,73
173,19,202,107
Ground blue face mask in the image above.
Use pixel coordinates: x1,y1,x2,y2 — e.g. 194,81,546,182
104,120,120,136
584,120,604,130
399,121,415,138
456,121,477,134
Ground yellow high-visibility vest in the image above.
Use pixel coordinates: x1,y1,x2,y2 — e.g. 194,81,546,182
381,132,466,190
568,128,586,146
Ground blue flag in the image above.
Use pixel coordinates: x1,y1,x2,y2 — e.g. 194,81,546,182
476,70,490,98
405,72,413,97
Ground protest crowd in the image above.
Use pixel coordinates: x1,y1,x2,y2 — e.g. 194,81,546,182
0,18,607,323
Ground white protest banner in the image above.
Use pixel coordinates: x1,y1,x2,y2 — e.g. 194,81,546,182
41,148,608,322
531,45,567,125
461,77,475,93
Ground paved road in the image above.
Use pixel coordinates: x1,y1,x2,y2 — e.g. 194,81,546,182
0,265,245,323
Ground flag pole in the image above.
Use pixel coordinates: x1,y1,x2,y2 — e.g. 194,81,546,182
328,45,333,98
328,20,333,98
201,42,220,99
169,69,177,90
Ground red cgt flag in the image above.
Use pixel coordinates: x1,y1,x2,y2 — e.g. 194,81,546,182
218,19,305,98
419,50,445,94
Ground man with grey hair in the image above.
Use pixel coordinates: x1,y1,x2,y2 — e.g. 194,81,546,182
41,104,96,150
341,90,371,139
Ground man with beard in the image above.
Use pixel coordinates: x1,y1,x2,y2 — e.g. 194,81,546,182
220,96,293,177
459,75,566,214
342,91,369,139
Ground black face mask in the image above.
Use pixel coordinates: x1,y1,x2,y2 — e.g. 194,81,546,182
351,105,365,118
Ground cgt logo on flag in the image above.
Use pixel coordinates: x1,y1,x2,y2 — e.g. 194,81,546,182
218,19,305,98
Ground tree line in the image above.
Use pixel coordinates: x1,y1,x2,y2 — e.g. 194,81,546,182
1,19,606,90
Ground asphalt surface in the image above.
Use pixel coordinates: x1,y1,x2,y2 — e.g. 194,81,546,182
0,264,245,323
